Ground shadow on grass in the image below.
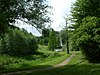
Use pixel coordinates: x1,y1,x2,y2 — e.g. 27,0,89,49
0,65,52,75
2,52,49,61
19,52,47,61
16,64,100,75
1,62,100,75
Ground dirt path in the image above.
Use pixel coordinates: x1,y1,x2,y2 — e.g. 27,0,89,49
3,53,76,75
54,53,76,67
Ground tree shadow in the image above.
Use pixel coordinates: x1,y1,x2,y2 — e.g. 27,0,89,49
19,52,47,61
1,63,100,75
0,64,52,74
20,64,100,75
5,52,48,61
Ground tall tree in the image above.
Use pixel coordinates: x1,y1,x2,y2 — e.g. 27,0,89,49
70,0,100,51
0,0,50,35
70,0,100,62
74,17,100,62
61,28,69,54
48,29,57,51
42,28,50,45
71,0,100,29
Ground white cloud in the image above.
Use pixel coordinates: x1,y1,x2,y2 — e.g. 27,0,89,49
48,0,76,31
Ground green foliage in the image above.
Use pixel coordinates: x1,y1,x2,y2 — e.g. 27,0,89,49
61,29,67,45
43,37,49,45
41,28,50,45
70,0,100,62
72,17,100,62
56,36,61,48
42,28,50,38
71,0,100,29
0,28,38,56
37,36,49,46
69,33,79,51
0,0,50,35
16,51,100,75
48,29,58,51
37,28,50,46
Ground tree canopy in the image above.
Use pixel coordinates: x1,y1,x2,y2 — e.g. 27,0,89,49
0,0,50,35
70,0,100,62
48,29,58,51
71,0,100,29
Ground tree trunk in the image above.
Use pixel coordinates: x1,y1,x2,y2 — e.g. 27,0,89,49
66,39,69,54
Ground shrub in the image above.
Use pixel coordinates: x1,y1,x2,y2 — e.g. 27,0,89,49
0,28,38,56
26,35,38,54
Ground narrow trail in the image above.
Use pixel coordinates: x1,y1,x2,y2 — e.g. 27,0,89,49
54,53,75,67
3,53,76,75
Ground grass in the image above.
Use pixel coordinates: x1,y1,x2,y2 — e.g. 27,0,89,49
57,51,100,75
3,47,100,75
20,51,100,75
0,45,70,74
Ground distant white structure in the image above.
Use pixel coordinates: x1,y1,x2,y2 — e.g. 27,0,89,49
54,49,62,52
54,38,63,52
60,38,63,47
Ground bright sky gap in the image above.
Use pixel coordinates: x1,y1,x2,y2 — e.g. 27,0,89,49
48,0,76,31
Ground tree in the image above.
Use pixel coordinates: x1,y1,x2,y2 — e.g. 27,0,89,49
60,17,70,54
0,0,50,35
70,0,100,51
74,17,100,62
71,0,100,29
70,0,100,62
61,28,70,54
61,29,67,45
42,28,50,45
48,29,57,51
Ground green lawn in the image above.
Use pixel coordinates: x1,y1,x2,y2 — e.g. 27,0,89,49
0,45,70,74
2,48,100,75
21,51,100,75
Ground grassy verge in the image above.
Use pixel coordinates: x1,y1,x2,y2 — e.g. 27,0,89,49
23,51,100,75
0,45,70,74
59,51,100,75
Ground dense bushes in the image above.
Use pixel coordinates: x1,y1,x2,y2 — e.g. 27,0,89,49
72,17,100,62
0,28,38,56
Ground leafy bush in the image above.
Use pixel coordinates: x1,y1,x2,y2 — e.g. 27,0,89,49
0,28,38,56
73,17,100,62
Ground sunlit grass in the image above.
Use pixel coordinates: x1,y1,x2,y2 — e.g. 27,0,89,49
22,51,100,75
0,45,70,74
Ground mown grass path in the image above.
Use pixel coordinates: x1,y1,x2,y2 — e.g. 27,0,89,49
3,53,76,75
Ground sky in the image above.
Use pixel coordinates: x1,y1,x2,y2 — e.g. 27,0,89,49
48,0,76,31
16,0,76,36
15,20,41,36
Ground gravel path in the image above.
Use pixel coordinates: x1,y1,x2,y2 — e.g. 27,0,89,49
2,53,76,75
